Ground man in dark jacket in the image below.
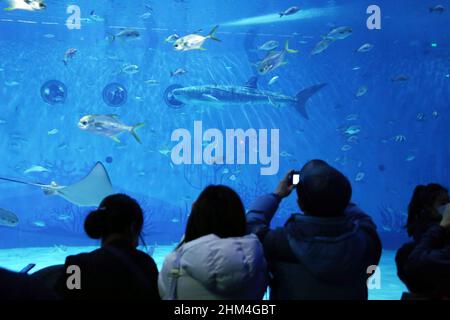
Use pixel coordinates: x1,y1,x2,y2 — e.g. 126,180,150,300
247,160,382,300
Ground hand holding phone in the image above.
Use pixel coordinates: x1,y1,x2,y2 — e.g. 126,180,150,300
275,170,298,199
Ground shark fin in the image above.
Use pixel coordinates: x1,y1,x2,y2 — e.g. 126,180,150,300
130,123,145,144
294,83,328,119
4,7,14,11
207,25,221,42
57,162,114,207
244,76,258,89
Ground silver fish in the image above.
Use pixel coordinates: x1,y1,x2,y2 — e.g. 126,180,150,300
78,114,145,143
279,6,300,17
255,41,298,75
258,40,279,51
326,26,352,40
0,208,19,227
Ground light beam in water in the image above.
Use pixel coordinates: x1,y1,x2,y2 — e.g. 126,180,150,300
221,7,338,27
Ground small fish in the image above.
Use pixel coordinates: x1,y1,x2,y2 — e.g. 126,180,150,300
280,151,293,157
170,68,187,77
429,5,445,13
256,41,298,75
108,28,140,42
258,40,279,51
356,43,374,53
43,33,55,39
310,38,333,56
345,125,361,136
405,155,416,162
391,74,409,82
393,134,406,142
416,113,426,121
222,168,230,174
4,0,46,11
89,11,104,22
159,149,171,156
432,110,439,118
268,76,279,86
347,135,359,144
78,114,145,144
279,6,300,17
355,172,365,182
140,12,152,20
352,66,361,71
165,34,180,43
32,220,46,228
0,208,19,227
24,165,51,174
57,214,71,221
47,128,58,135
63,48,77,66
341,145,352,152
145,79,160,85
173,25,220,52
229,174,237,181
325,26,352,40
122,64,139,75
346,114,359,121
5,80,19,87
356,85,368,98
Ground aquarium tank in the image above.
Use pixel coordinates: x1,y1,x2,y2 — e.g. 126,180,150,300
0,0,449,300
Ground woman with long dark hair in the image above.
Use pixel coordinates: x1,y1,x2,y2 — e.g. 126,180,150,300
158,185,268,300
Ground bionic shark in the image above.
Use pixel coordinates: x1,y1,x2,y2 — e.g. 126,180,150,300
166,77,327,119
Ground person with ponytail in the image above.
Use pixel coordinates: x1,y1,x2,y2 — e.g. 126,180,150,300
56,194,160,300
396,184,449,298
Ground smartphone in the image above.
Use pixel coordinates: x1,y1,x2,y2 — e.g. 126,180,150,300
19,263,36,274
291,171,301,186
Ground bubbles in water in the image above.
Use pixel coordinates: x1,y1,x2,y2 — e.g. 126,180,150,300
102,83,127,107
40,80,67,105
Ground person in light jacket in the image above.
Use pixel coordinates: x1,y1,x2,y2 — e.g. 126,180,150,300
247,160,382,300
158,185,268,300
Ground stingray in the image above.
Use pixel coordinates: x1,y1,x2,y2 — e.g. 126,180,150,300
0,162,114,207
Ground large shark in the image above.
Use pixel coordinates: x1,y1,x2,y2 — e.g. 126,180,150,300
168,77,327,119
0,162,114,207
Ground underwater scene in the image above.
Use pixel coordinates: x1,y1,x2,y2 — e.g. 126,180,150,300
0,0,449,300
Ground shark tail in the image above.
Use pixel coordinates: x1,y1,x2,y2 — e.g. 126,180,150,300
207,25,221,42
285,40,299,54
294,83,328,119
130,123,145,144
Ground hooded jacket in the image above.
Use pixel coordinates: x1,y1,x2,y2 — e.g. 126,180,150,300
158,234,268,300
246,193,382,300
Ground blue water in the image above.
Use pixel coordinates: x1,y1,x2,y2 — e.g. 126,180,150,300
0,0,448,299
